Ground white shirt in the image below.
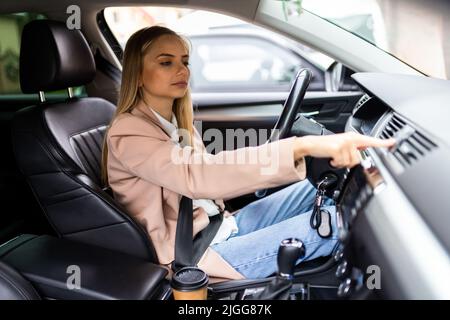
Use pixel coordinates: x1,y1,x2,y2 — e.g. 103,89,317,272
149,107,238,245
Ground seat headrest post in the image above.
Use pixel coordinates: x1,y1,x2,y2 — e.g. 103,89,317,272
38,91,46,103
67,87,74,99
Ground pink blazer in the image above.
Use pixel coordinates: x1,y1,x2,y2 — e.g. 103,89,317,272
106,100,306,279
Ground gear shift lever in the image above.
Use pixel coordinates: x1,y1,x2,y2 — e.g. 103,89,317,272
249,238,305,300
278,238,306,279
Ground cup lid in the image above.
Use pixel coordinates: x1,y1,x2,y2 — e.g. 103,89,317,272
171,267,209,291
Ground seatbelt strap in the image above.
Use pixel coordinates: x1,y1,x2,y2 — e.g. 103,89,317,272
172,196,194,272
172,196,224,273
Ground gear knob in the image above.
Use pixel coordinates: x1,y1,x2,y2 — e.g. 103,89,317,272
277,238,305,278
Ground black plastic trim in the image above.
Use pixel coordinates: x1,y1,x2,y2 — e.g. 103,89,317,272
96,9,123,61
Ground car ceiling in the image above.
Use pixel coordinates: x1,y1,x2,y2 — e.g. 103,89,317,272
0,0,259,21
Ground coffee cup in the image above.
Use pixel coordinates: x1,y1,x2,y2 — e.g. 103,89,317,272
171,267,209,300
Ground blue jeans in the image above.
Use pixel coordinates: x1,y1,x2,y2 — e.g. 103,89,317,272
210,179,339,279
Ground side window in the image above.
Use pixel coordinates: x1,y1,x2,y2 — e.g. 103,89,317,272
104,7,331,93
0,13,86,98
189,35,325,92
0,13,40,94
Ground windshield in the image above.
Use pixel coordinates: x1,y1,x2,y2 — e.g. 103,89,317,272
300,0,450,79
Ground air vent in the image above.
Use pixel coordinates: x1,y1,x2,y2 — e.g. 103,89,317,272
353,94,371,114
378,114,437,168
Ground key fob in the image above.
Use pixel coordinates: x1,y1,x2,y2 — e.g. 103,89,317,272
318,209,332,238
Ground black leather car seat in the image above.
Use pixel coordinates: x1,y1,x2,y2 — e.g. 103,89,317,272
11,20,157,262
0,261,40,300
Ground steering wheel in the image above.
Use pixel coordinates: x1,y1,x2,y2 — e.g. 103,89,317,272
256,68,346,197
267,69,312,143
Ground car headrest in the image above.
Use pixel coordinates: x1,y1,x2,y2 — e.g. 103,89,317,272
20,20,96,94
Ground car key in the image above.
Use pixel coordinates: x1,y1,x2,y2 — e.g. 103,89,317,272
317,209,332,238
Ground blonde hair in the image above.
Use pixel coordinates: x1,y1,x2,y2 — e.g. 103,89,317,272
101,26,194,186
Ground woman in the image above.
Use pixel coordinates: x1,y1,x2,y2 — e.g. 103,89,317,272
102,26,394,280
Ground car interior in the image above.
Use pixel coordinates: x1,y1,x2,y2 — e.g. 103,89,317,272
0,0,449,300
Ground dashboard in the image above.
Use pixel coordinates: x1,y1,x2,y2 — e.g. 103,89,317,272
333,73,450,299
